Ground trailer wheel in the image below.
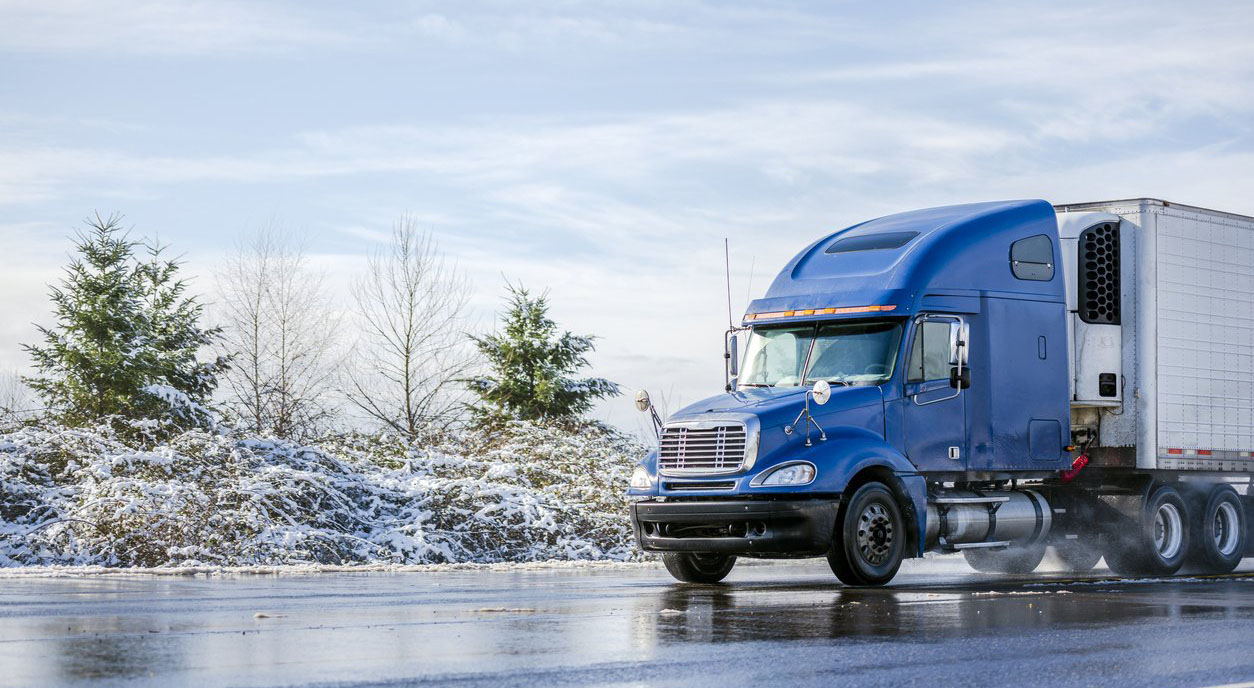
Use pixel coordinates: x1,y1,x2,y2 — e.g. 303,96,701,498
1051,535,1103,573
662,553,737,584
1186,485,1245,574
963,544,1047,574
1103,484,1189,577
828,481,905,586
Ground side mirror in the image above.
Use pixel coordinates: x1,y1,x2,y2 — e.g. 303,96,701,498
636,389,663,439
724,329,740,392
634,389,652,413
948,321,969,366
949,366,971,389
812,379,831,405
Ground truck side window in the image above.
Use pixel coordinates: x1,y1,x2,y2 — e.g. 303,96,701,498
907,320,951,382
1010,234,1054,281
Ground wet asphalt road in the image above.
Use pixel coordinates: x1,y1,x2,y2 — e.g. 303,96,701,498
1,557,1252,688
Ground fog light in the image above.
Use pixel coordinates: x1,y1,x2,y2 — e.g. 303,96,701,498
629,465,653,489
751,461,817,487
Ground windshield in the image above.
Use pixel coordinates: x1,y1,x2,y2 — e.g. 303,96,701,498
739,319,904,388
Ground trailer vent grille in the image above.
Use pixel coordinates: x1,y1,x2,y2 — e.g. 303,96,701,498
1079,222,1121,325
658,424,746,474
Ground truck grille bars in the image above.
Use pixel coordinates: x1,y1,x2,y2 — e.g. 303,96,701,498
658,424,747,474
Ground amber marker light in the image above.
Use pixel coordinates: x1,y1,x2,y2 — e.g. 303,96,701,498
744,304,897,321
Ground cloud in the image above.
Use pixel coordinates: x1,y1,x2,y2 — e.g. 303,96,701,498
0,0,357,55
3,0,1252,430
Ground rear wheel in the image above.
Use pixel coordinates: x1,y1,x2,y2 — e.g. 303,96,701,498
1186,485,1245,574
662,553,737,583
1051,535,1103,573
1103,484,1189,577
964,544,1047,574
828,481,905,586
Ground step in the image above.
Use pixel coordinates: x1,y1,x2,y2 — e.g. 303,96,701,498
931,496,1010,505
952,540,1012,550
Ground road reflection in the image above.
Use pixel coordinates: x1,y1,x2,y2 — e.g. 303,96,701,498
40,617,185,682
633,578,1254,645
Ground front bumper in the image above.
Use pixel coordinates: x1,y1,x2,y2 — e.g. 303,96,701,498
631,498,839,556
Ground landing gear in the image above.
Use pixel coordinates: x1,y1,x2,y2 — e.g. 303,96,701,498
662,553,737,583
963,544,1047,574
1186,485,1245,574
1103,484,1189,576
828,481,906,586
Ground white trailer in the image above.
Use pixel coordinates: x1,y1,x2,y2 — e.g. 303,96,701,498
1057,199,1254,472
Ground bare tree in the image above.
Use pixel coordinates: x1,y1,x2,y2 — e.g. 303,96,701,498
345,217,473,438
0,369,35,426
216,229,341,440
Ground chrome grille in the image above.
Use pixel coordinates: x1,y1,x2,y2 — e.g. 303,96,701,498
659,424,747,473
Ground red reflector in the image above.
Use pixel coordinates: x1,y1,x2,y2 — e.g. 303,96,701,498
1198,450,1213,456
1167,448,1183,455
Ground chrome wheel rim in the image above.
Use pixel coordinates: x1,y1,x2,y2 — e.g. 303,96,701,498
1215,501,1241,557
857,501,894,566
1152,502,1183,560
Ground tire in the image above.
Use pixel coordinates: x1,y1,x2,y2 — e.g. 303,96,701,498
963,544,1047,574
1186,485,1245,574
662,553,737,584
1051,535,1103,573
828,481,906,586
1103,484,1189,577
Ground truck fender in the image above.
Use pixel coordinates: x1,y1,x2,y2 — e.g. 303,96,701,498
806,427,927,557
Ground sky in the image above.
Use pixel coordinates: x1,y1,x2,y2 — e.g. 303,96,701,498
2,0,1253,431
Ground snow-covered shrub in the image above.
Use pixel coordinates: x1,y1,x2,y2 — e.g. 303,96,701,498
0,420,645,567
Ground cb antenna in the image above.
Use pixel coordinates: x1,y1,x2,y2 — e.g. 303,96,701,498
725,238,734,328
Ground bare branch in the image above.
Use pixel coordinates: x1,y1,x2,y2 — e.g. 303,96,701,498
215,227,342,440
343,216,474,438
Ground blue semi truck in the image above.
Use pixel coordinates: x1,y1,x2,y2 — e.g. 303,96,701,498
629,198,1254,585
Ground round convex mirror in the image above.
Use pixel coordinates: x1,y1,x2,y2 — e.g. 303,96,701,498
812,380,832,405
634,389,653,413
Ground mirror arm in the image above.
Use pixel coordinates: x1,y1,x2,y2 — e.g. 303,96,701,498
784,387,826,447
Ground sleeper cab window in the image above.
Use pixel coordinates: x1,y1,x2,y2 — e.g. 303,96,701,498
1010,234,1054,281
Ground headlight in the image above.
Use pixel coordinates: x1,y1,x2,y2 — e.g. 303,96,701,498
751,461,816,487
629,465,652,489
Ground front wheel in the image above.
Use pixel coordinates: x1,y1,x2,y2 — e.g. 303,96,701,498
662,553,737,583
828,481,906,586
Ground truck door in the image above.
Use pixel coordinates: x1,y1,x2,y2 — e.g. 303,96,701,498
902,315,968,471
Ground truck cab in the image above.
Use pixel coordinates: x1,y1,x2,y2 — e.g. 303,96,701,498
629,199,1252,585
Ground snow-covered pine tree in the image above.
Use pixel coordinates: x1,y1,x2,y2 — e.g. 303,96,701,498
467,285,619,423
22,214,227,432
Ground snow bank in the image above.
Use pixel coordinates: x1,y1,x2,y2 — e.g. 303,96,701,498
0,420,645,568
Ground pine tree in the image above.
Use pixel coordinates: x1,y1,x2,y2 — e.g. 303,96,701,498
467,285,619,422
23,214,227,430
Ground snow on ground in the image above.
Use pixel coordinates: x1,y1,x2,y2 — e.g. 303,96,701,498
0,420,645,569
0,559,666,578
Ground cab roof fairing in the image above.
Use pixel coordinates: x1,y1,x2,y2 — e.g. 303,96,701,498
743,199,1065,324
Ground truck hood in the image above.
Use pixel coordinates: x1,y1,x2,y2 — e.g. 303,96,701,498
670,385,883,429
